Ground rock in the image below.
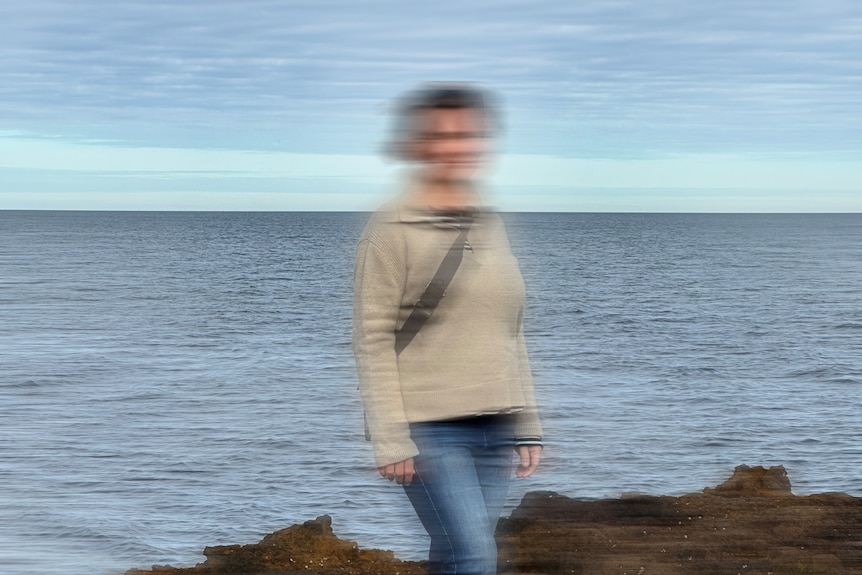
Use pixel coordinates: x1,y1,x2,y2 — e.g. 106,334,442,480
704,464,793,496
126,514,425,575
128,465,862,575
497,465,861,574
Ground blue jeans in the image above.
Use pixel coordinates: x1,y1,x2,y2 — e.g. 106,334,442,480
403,414,515,575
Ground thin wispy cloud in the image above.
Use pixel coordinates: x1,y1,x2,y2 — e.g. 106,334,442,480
1,0,860,210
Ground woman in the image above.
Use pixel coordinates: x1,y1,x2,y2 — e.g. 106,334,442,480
352,84,542,575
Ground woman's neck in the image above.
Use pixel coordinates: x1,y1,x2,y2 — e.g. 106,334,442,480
416,177,479,212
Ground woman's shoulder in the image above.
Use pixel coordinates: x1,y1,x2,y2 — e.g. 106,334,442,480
360,198,406,244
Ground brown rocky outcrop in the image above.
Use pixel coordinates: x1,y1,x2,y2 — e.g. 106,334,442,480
126,514,425,575
128,465,862,575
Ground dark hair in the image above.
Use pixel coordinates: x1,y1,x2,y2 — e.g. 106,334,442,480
385,83,498,160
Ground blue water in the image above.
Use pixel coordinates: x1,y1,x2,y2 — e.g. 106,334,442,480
1,211,860,575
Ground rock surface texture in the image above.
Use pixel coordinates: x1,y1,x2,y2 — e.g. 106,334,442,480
128,465,862,575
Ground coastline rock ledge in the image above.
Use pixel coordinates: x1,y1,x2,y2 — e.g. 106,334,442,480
127,465,862,575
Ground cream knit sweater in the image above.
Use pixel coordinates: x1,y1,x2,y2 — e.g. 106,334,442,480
352,194,543,467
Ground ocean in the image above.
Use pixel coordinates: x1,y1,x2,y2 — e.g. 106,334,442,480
1,210,860,575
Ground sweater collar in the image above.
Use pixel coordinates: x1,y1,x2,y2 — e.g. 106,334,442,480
397,184,482,229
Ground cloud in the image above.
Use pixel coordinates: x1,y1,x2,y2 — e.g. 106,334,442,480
0,134,388,179
4,1,860,149
1,0,860,210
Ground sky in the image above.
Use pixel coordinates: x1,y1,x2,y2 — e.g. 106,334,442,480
1,0,861,212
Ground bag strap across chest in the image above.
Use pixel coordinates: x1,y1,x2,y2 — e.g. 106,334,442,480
394,216,474,355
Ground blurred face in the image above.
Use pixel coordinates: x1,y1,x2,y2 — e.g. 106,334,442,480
413,107,488,184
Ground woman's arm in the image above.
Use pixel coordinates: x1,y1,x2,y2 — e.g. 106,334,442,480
513,312,543,444
353,235,420,468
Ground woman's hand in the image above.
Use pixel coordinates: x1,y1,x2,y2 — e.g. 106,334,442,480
378,457,415,485
515,445,542,478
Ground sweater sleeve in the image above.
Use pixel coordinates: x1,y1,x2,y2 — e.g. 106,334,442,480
514,309,544,444
352,235,420,467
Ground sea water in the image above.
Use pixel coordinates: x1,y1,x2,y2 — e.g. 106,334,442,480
1,211,860,575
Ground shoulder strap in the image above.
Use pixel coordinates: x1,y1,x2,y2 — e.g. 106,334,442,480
394,216,474,356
